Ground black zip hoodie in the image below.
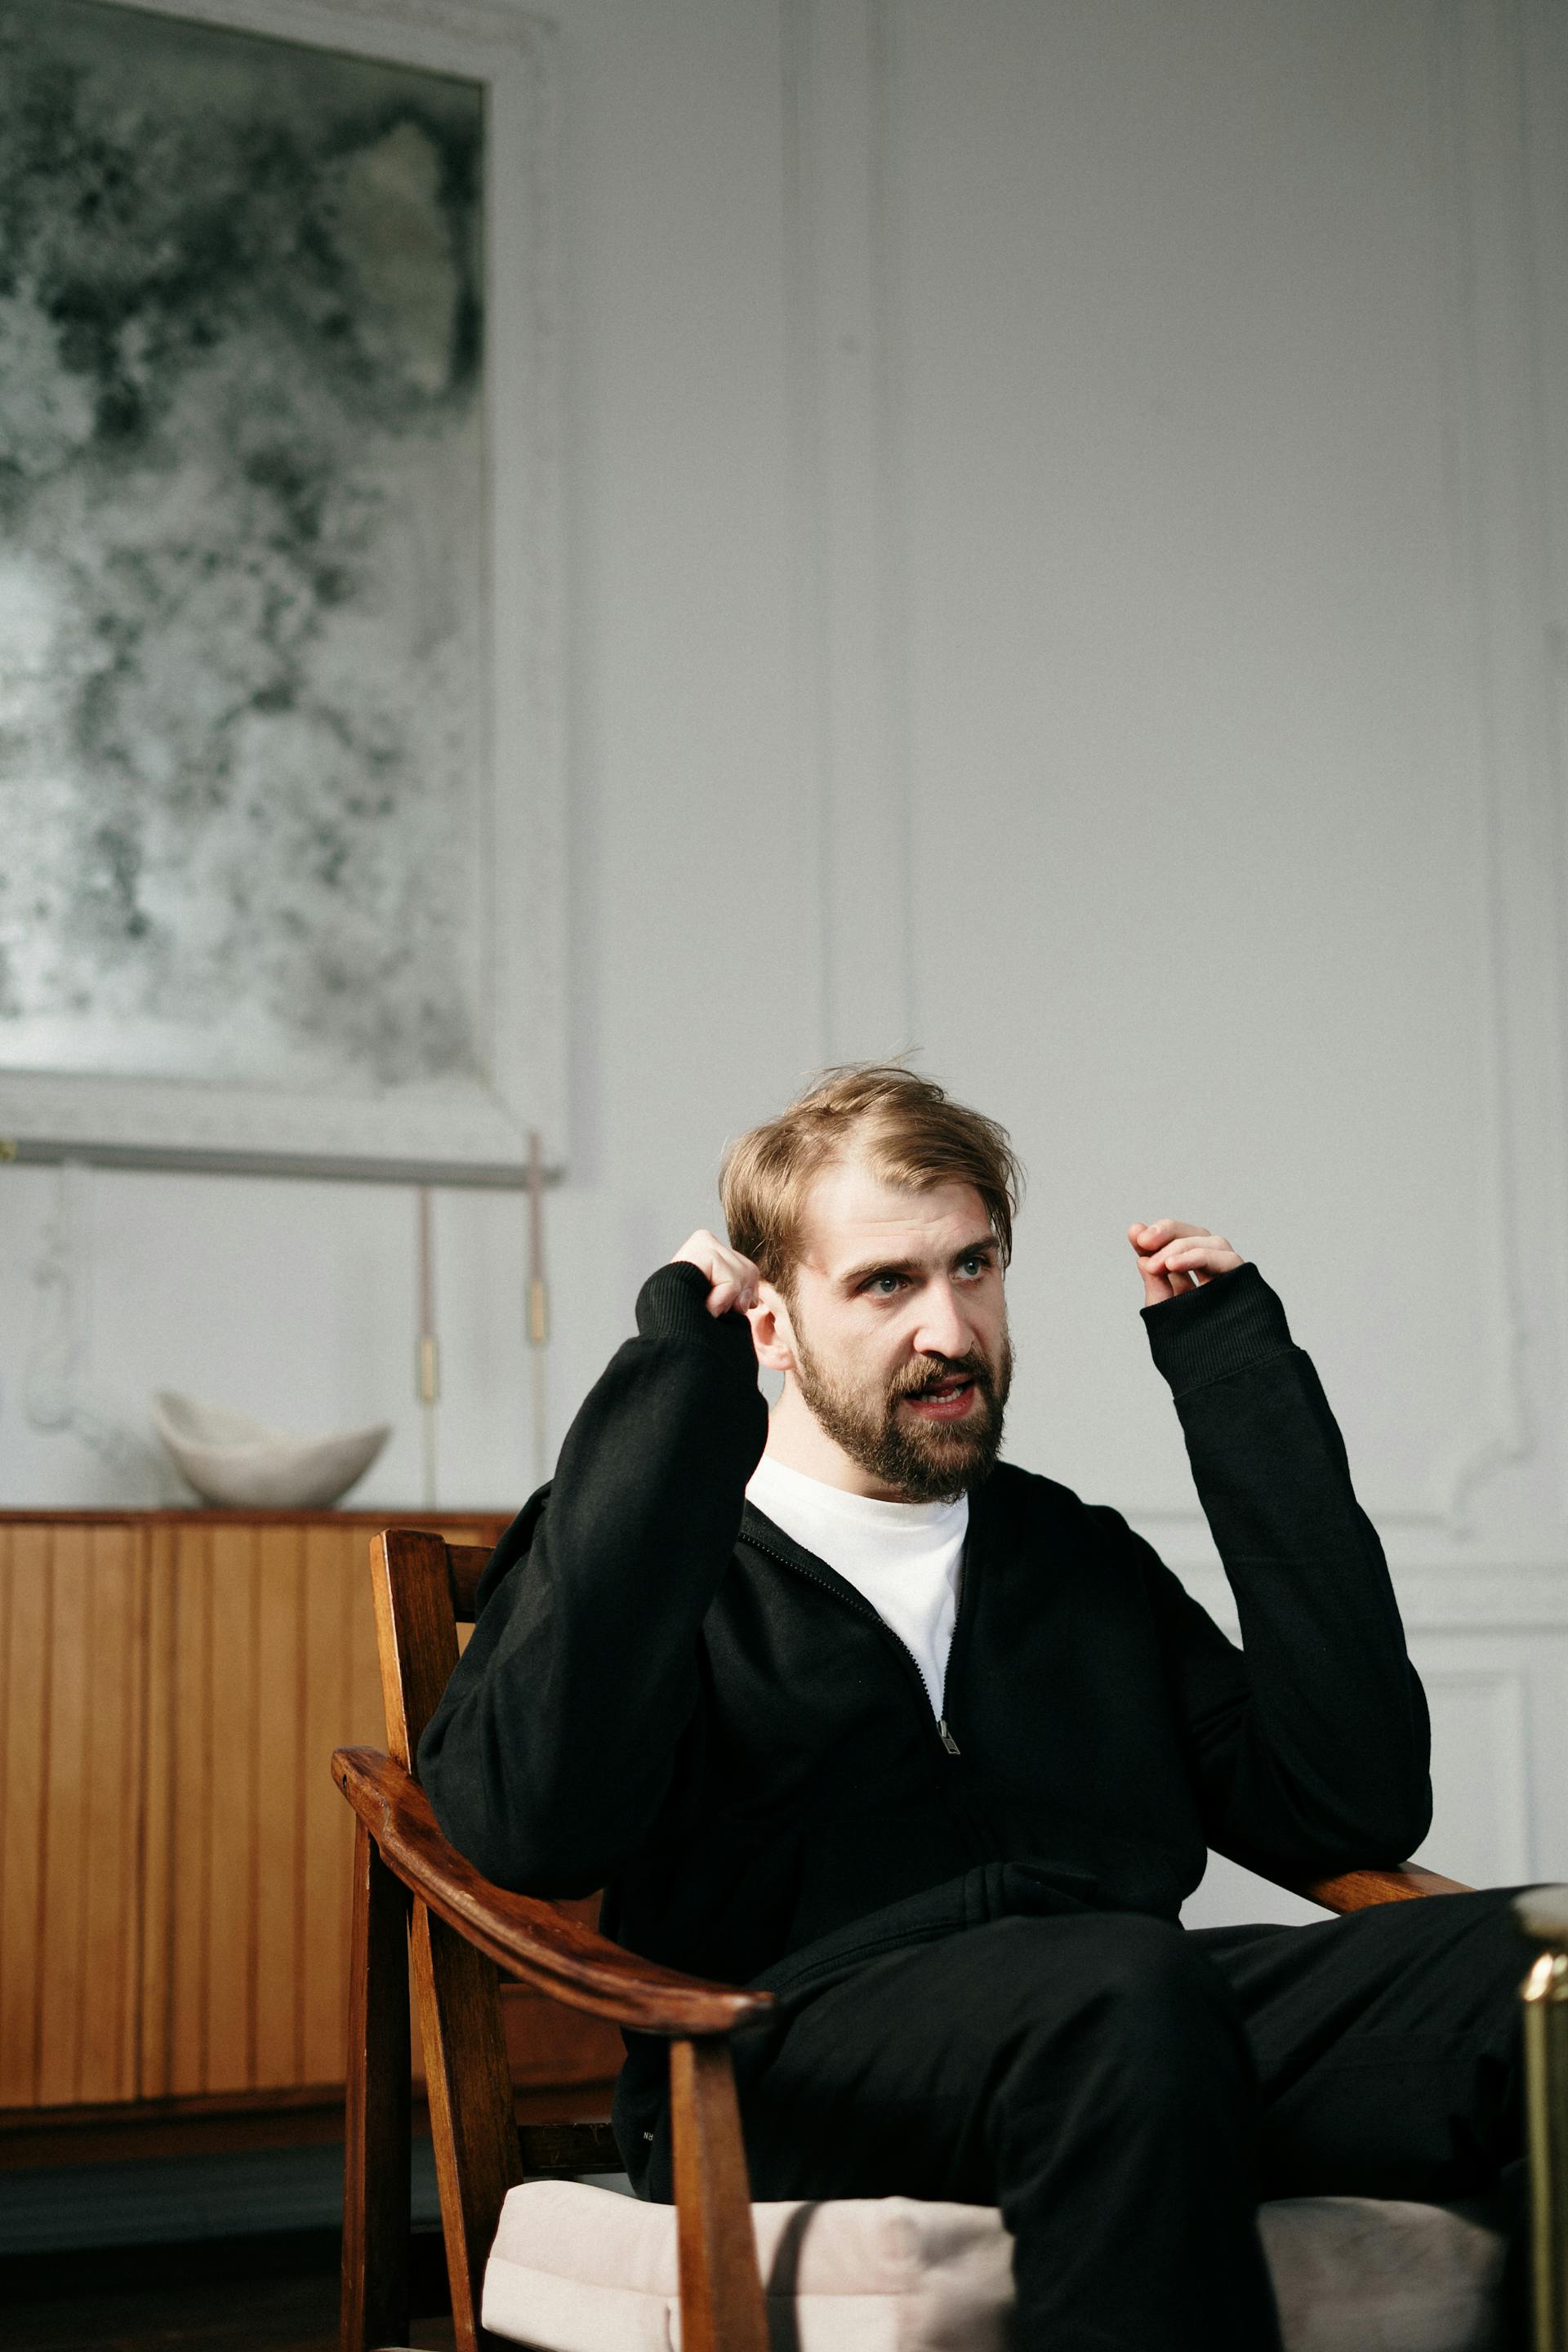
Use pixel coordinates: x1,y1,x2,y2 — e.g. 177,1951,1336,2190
419,1257,1431,2181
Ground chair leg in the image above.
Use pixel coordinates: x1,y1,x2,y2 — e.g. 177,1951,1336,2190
411,1898,522,2352
670,2037,768,2352
341,1820,411,2352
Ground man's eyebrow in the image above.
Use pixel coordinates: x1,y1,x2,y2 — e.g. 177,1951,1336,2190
836,1236,999,1291
950,1234,1000,1273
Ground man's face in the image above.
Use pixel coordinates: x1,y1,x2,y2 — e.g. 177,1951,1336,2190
766,1160,1012,1502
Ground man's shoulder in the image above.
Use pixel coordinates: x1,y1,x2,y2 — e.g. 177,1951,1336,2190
979,1459,1134,1544
984,1458,1078,1513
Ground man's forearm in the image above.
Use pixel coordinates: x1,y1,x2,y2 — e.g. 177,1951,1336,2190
417,1261,768,1893
1147,1265,1432,1874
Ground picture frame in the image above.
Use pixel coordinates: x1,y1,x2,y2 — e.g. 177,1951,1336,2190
0,0,564,1187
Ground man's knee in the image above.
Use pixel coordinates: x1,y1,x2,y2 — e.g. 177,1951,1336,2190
987,1912,1251,2088
1457,1885,1538,1971
1349,1884,1531,2034
977,1913,1261,2202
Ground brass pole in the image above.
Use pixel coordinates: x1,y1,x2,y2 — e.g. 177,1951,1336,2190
1517,1890,1568,2352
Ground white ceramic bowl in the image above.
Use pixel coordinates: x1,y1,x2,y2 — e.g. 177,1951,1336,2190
153,1391,391,1510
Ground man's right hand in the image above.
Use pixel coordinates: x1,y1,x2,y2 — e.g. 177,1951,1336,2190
670,1230,763,1319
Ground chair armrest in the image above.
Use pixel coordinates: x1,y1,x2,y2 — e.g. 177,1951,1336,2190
332,1745,776,2038
1297,1862,1472,1912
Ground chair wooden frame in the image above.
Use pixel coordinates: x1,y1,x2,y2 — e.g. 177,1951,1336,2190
335,1527,1471,2352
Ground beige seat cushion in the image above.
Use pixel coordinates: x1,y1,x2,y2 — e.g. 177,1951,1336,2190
482,2179,1506,2352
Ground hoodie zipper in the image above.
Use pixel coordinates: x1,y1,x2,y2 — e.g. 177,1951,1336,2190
742,1530,967,1759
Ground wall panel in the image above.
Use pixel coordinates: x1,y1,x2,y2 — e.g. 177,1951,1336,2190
78,1525,140,2103
35,1526,91,2107
0,1526,51,2106
253,1524,306,2090
1416,1662,1534,1888
137,1525,178,2101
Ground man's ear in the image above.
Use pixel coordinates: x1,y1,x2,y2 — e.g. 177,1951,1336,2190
746,1281,798,1374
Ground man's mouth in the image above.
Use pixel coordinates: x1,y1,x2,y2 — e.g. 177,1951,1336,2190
903,1374,978,1422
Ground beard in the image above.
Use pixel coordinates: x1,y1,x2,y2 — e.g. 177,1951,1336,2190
789,1320,1013,1503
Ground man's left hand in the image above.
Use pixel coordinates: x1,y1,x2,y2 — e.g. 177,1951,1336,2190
1128,1220,1245,1307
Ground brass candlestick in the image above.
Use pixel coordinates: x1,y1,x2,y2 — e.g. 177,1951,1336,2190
527,1129,549,1487
416,1184,440,1509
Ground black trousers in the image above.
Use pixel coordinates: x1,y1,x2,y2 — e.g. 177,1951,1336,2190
654,1890,1527,2352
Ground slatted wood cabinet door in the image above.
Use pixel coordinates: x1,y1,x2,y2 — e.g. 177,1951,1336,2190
0,1510,622,2142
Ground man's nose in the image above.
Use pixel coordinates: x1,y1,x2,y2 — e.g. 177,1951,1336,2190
912,1283,972,1362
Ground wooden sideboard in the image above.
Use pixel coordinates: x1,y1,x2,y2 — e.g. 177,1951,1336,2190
0,1509,623,2165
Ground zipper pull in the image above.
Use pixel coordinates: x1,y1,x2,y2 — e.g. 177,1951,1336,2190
938,1717,961,1756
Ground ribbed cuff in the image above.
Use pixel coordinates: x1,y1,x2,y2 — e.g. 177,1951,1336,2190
635,1260,756,1365
1140,1261,1294,1397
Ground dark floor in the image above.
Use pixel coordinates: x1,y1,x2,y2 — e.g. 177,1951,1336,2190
2,2230,457,2352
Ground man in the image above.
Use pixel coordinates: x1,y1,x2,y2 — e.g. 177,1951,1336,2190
421,1064,1524,2351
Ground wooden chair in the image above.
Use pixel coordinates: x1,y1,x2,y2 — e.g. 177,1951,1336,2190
334,1528,775,2352
334,1526,1476,2352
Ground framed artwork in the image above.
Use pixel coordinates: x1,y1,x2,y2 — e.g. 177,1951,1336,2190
0,0,564,1184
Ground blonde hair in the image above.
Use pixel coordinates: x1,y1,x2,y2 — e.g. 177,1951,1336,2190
719,1064,1023,1290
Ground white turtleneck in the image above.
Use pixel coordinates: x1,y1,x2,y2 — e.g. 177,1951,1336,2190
744,1451,968,1717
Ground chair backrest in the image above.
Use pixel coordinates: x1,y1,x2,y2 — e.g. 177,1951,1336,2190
368,1528,492,1769
352,1530,839,2352
365,1529,526,2352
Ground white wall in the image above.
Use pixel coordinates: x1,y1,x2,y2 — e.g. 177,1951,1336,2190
3,0,1566,1913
